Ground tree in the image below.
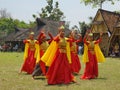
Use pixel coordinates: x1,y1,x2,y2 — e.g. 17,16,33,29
0,8,11,18
0,18,15,34
0,18,36,35
79,21,90,38
39,0,65,21
114,10,120,14
80,0,120,9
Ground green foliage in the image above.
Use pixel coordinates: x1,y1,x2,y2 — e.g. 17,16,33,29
0,8,36,36
79,21,90,37
114,10,120,14
0,18,36,36
39,0,65,21
80,0,120,8
0,18,15,34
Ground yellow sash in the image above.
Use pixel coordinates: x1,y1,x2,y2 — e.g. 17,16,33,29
41,39,71,66
82,43,105,63
23,40,39,61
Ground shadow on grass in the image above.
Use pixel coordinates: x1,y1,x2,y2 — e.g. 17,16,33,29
96,77,107,80
87,77,107,81
33,77,46,80
44,82,80,87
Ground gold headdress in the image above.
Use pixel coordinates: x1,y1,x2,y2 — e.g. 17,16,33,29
30,32,35,35
88,33,93,36
58,25,65,30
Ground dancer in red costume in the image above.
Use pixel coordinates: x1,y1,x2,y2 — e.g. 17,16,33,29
81,31,105,79
68,31,82,74
32,31,53,79
41,25,75,85
20,32,39,74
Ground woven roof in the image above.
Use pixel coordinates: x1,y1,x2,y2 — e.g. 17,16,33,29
5,18,70,41
95,9,120,33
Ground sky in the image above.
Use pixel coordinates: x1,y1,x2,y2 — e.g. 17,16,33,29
0,0,120,28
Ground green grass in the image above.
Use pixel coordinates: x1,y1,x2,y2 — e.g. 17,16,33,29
0,52,120,90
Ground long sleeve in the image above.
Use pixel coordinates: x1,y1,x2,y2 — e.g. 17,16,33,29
48,32,54,44
48,32,54,40
23,40,29,44
75,36,82,43
54,35,60,42
83,37,89,45
95,38,102,44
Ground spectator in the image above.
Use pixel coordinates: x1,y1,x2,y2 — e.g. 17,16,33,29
13,44,18,51
113,43,120,57
0,45,2,51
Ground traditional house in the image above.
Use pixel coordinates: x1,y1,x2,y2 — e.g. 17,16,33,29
91,9,120,56
4,18,70,51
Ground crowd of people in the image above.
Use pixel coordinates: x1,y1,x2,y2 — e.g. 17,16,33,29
0,43,24,52
109,43,120,57
19,25,105,85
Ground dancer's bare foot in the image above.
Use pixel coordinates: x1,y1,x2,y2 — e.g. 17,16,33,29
18,71,22,74
32,76,35,80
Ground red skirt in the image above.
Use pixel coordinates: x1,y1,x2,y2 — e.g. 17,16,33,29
32,50,46,76
71,52,81,74
21,49,36,74
81,51,98,79
39,50,46,75
46,50,74,85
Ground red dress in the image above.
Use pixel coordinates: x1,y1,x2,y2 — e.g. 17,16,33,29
81,38,101,79
20,39,38,74
46,36,74,85
68,38,81,74
32,41,49,77
32,32,53,76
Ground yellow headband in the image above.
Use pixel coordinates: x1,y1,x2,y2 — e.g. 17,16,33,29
88,33,93,36
30,32,34,35
58,25,65,30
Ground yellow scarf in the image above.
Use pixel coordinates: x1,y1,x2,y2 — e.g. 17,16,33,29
41,39,71,67
82,43,105,63
23,40,39,61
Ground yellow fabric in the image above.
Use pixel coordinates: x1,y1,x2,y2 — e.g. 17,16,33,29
82,43,105,63
82,44,89,63
35,43,41,63
34,40,38,58
41,41,58,66
23,40,39,62
23,42,29,60
94,44,105,63
66,39,71,64
41,38,72,66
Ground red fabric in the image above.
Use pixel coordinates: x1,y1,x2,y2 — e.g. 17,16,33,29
81,51,98,79
80,38,101,79
39,50,46,75
23,40,29,43
68,38,81,74
70,52,81,73
46,49,74,85
21,49,36,74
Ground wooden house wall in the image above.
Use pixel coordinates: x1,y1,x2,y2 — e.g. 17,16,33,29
92,11,108,33
93,33,109,56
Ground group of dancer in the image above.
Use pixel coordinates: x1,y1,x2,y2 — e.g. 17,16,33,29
19,25,105,85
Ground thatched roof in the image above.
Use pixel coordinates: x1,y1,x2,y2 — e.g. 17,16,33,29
5,18,70,41
5,28,29,41
91,9,120,56
37,19,70,39
93,9,120,33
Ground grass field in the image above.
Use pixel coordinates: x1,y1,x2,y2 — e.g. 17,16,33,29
0,52,120,90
